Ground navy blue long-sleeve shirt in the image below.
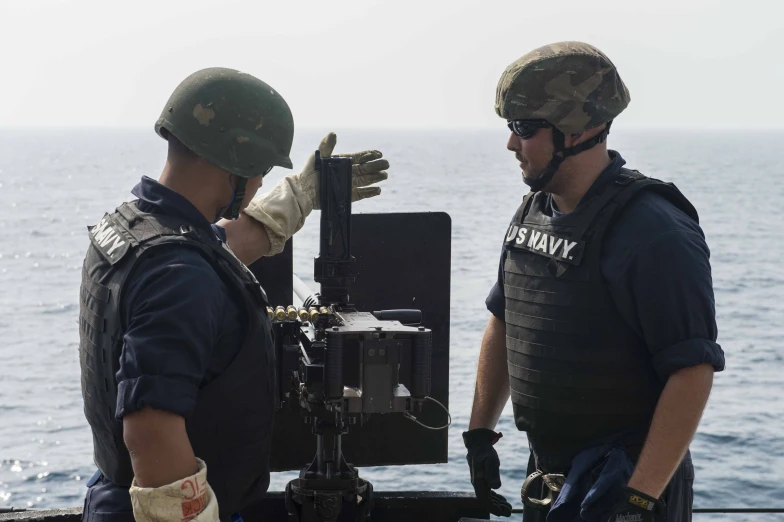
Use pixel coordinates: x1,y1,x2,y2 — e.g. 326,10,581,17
486,152,725,379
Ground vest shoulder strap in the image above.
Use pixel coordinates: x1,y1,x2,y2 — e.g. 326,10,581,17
114,201,216,245
570,168,699,241
511,191,538,224
114,201,264,292
611,168,699,223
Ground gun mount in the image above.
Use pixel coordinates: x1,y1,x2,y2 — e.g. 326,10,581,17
259,152,449,522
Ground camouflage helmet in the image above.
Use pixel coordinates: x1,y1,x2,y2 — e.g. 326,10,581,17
495,41,630,134
155,67,294,178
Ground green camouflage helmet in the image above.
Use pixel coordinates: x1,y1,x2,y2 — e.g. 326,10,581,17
155,67,294,178
495,41,630,134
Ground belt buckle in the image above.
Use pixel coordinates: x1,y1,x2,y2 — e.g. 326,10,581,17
521,470,566,512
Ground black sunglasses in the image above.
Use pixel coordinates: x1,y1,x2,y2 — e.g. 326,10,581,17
507,119,552,139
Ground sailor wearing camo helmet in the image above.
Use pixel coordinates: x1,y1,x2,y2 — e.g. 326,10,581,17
463,42,725,522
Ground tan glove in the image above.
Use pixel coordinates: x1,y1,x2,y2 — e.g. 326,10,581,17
243,132,389,256
129,458,218,522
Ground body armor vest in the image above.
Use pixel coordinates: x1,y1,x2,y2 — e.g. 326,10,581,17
503,169,698,447
78,201,276,521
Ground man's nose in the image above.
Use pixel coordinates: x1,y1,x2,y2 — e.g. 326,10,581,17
507,132,521,152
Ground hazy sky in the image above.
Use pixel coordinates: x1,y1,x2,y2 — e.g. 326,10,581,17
1,0,782,129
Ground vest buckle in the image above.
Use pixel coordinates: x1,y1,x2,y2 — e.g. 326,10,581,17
179,225,199,239
614,175,635,186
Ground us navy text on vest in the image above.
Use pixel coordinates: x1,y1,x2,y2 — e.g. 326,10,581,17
504,224,585,265
88,214,130,264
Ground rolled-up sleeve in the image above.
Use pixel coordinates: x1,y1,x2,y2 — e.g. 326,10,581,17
116,249,223,419
613,228,725,380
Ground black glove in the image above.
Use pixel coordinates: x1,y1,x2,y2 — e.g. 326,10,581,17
463,428,513,517
604,487,665,522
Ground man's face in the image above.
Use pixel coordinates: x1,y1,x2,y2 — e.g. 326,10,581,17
506,126,555,183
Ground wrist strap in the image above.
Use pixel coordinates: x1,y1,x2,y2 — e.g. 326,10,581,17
625,487,663,512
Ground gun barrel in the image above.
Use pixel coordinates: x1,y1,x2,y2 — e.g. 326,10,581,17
293,274,319,308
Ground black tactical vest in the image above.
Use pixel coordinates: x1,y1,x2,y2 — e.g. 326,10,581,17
78,201,276,521
503,169,698,447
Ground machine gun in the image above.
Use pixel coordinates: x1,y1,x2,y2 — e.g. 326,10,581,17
263,152,450,522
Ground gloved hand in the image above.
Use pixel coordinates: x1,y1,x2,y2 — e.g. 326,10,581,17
463,428,513,517
130,458,218,522
242,132,388,256
603,486,664,522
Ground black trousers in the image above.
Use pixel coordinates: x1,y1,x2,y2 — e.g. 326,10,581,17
81,471,135,522
522,450,695,522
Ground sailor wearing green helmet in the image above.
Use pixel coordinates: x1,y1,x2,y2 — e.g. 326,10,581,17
463,42,724,522
78,67,388,522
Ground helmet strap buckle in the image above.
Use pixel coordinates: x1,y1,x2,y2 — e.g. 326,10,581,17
219,176,248,221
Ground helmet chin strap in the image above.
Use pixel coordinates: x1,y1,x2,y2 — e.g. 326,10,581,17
217,175,248,221
523,121,613,192
523,154,564,192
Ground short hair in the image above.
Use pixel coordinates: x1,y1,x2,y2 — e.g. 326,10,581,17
166,132,199,163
